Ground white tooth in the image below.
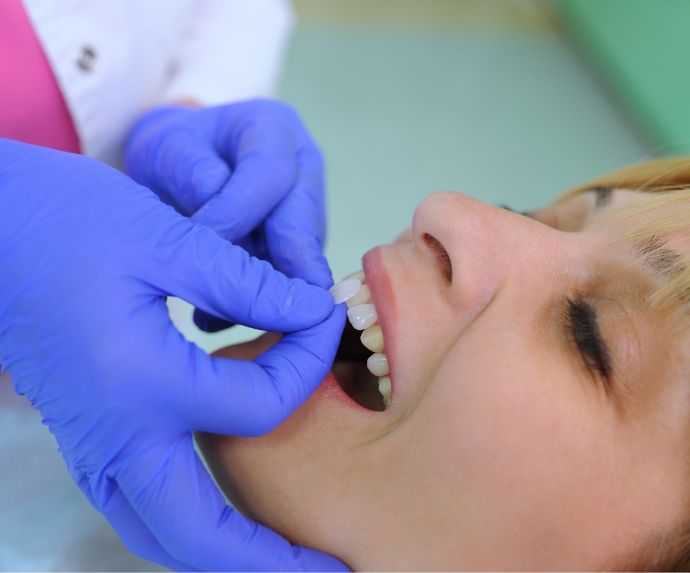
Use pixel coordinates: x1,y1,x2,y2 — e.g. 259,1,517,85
367,352,389,377
360,323,384,353
347,304,378,330
378,376,392,408
346,284,371,308
329,278,362,304
343,270,365,283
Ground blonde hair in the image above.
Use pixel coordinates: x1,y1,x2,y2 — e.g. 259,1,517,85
558,158,690,320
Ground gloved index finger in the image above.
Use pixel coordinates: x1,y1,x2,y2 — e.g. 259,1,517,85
141,220,334,334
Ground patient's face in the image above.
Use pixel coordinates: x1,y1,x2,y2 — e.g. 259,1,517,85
199,189,690,570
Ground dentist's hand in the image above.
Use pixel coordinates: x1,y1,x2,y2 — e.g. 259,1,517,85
125,99,329,333
0,140,347,571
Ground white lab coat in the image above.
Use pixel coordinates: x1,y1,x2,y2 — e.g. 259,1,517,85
22,0,294,165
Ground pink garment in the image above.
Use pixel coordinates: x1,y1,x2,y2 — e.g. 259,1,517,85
0,0,80,152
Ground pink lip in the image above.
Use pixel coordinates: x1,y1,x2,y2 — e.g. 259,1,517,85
363,246,399,404
314,371,379,414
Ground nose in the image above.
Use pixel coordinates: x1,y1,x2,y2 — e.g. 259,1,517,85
411,191,567,310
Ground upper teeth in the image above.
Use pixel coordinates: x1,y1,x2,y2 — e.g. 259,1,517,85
366,353,389,377
346,284,371,307
378,376,392,408
329,278,362,304
346,304,377,330
360,323,384,353
329,271,392,409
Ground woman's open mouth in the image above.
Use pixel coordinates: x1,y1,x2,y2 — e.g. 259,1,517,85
331,271,391,412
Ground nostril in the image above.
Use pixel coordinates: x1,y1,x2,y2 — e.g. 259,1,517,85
422,232,452,282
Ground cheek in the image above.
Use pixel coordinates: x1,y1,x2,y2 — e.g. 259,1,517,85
411,342,586,504
402,331,628,566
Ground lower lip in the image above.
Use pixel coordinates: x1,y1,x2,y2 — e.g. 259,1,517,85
315,371,381,414
315,371,350,404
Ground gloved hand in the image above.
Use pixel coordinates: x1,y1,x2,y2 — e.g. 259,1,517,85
0,140,348,571
125,99,330,333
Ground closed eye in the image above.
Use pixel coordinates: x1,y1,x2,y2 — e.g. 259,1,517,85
565,297,613,385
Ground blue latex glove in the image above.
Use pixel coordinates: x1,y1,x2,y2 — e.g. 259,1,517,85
0,140,348,572
125,99,330,333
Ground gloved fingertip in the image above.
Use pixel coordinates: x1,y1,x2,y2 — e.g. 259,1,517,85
285,281,336,330
303,250,334,289
270,234,333,289
193,308,235,333
282,255,334,290
190,201,248,242
313,256,335,289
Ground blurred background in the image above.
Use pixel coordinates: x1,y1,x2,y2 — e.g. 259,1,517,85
1,0,684,569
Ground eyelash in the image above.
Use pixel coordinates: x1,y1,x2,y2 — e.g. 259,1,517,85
499,204,531,218
565,297,613,386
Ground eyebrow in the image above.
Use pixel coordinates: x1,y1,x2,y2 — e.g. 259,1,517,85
589,188,690,302
632,234,684,279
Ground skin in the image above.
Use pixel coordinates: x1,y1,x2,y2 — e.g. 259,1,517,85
198,189,690,571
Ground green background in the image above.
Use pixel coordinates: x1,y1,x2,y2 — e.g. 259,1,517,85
557,0,690,156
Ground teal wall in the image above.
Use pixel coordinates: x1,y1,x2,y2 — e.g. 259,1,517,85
558,0,690,154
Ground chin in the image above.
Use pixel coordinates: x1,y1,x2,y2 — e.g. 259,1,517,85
196,333,365,569
197,405,334,549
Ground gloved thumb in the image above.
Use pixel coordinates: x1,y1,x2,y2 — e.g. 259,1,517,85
139,217,335,332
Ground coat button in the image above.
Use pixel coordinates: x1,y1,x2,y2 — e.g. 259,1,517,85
76,45,97,72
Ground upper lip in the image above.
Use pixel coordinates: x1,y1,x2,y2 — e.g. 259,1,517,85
363,246,399,404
